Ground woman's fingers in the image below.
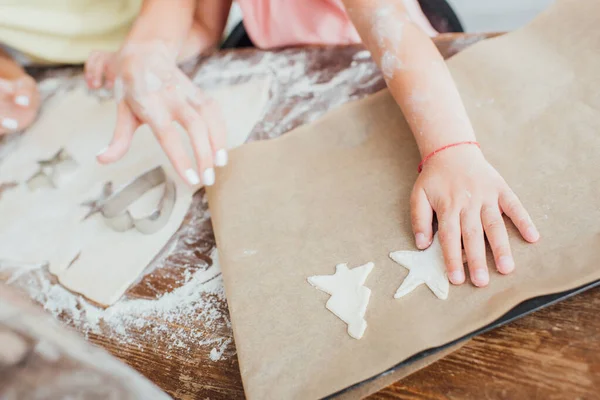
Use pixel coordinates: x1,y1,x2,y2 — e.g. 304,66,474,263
143,104,199,186
499,190,540,243
188,90,228,167
437,210,465,285
173,102,216,186
481,204,515,274
97,101,139,164
410,188,433,249
0,78,15,95
12,77,37,109
460,209,489,287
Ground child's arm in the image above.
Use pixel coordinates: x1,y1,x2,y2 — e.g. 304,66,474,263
343,0,539,287
95,0,232,187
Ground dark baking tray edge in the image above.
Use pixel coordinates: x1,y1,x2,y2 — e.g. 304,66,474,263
325,279,600,399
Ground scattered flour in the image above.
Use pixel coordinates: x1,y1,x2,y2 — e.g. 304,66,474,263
194,48,385,138
1,46,384,365
371,3,406,79
0,247,232,361
380,51,403,79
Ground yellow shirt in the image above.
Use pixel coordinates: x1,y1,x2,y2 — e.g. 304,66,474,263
0,0,142,64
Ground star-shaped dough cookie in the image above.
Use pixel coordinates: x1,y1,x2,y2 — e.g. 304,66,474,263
308,262,374,339
389,234,449,300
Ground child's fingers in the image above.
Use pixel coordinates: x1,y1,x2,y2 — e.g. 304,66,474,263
437,210,465,285
97,101,138,164
499,190,540,243
481,204,514,275
460,209,489,287
410,188,433,249
173,102,215,186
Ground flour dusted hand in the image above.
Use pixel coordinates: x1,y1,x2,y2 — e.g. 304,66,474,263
95,41,228,187
412,145,540,287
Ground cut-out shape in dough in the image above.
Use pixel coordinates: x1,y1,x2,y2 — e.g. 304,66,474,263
389,233,449,300
308,262,374,339
26,148,78,190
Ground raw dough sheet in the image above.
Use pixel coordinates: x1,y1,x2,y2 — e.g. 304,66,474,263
207,1,600,398
0,78,270,306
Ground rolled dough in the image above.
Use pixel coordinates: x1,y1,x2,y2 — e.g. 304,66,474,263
0,78,270,306
389,234,449,300
308,262,374,339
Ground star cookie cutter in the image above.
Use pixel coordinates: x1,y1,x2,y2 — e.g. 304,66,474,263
26,149,78,190
100,166,177,234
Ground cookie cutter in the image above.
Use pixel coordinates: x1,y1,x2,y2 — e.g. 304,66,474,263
81,182,113,221
27,149,78,190
100,166,176,234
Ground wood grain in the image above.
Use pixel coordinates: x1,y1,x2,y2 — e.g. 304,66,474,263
2,33,598,399
372,287,600,399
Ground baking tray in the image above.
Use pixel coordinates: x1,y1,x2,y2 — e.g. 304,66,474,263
327,279,600,399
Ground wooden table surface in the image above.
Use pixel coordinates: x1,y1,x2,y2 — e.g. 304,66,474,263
2,33,599,400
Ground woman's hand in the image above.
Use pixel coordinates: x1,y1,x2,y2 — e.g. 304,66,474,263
411,145,540,287
0,76,40,135
93,41,228,186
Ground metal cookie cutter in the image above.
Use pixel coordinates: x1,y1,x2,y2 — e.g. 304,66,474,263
27,149,78,190
100,166,176,234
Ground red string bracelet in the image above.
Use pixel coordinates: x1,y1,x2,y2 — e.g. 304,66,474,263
418,141,480,173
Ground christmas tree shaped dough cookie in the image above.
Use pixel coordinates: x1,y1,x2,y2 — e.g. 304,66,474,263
389,234,449,300
308,262,374,339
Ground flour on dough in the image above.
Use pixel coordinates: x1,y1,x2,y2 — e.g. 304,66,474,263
0,78,271,306
308,262,374,339
389,233,449,300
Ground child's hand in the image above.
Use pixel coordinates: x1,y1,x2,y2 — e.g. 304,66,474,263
411,145,540,287
95,41,227,186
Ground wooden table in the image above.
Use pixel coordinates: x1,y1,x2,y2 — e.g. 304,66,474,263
2,33,599,399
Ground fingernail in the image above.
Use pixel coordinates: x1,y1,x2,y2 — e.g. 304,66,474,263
214,149,228,167
415,232,429,249
473,269,489,287
449,271,464,285
185,168,200,185
497,256,514,273
1,118,18,131
96,147,108,157
526,226,540,242
202,168,215,186
14,95,30,107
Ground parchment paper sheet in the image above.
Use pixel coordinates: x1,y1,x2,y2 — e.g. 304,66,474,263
208,1,600,398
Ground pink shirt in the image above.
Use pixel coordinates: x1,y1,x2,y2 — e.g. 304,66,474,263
236,0,361,49
236,0,437,49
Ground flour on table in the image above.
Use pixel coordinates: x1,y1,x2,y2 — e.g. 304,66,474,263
389,234,449,300
0,78,270,306
0,246,234,362
308,262,374,340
